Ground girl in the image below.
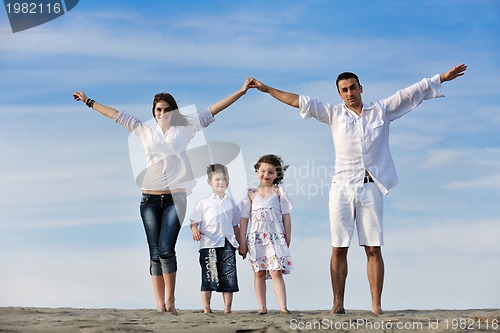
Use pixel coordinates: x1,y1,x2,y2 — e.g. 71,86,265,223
239,154,293,314
72,78,252,314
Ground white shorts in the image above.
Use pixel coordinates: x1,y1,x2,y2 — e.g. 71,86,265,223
329,182,384,247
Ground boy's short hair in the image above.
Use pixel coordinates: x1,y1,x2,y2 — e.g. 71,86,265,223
206,163,229,180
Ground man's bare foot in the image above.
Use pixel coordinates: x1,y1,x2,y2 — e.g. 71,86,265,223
204,307,212,314
371,306,383,316
156,306,166,313
330,307,346,314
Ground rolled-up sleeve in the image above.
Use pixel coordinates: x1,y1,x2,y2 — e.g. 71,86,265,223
385,74,445,121
190,107,215,132
299,95,334,125
114,112,145,135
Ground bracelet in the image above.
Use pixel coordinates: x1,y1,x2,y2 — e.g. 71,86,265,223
85,98,95,108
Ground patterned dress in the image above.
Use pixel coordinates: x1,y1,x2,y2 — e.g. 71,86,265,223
241,185,293,278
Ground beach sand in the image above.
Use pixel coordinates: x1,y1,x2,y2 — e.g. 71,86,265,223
1,307,499,332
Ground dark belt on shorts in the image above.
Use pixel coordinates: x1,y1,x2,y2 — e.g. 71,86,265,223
364,176,374,183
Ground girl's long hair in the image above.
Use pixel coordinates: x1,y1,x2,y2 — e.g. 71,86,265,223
254,154,289,184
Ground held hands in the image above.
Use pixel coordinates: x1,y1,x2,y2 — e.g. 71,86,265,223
440,64,467,83
239,243,248,260
241,77,268,94
240,77,254,95
248,77,269,93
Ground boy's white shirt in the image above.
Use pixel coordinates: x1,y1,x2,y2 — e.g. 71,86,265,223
190,192,240,249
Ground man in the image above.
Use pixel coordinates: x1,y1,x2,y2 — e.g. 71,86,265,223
248,64,467,315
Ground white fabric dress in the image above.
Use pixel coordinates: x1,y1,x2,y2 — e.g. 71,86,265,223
241,185,293,278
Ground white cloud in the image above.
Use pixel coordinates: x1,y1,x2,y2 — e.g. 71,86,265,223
444,175,500,191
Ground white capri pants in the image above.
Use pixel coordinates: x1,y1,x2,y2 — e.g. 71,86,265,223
329,182,384,247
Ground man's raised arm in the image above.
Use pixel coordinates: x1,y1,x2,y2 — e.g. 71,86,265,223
249,78,300,108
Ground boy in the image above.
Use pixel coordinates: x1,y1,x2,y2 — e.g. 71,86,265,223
190,163,241,314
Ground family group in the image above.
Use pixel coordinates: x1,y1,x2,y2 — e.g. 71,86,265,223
72,64,466,316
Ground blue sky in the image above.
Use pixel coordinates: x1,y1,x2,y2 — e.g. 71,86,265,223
1,0,499,312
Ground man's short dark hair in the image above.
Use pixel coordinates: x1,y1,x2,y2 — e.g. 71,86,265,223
336,72,360,92
206,163,228,180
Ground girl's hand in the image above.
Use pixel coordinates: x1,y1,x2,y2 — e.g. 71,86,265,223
72,91,88,103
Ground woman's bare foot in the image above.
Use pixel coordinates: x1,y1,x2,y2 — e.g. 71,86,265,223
166,302,177,316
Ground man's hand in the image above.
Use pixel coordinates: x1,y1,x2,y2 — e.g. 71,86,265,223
249,78,269,93
440,64,467,83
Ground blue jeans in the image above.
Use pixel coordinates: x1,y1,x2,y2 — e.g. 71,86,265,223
140,192,187,276
199,238,239,293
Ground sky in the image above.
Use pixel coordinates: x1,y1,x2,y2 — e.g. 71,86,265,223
0,0,499,312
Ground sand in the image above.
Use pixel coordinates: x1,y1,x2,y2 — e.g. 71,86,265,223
1,307,499,332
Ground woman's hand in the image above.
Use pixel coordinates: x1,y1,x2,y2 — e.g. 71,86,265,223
72,91,88,103
240,77,253,95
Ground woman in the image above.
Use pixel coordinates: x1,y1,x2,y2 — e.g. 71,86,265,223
72,78,251,314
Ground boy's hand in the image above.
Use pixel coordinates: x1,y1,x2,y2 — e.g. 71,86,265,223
190,224,203,241
239,244,248,259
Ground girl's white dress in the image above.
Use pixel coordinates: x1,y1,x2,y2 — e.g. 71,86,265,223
241,185,293,278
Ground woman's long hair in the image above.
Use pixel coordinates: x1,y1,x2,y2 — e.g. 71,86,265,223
152,92,189,126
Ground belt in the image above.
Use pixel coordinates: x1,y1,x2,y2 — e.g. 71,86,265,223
364,176,374,183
